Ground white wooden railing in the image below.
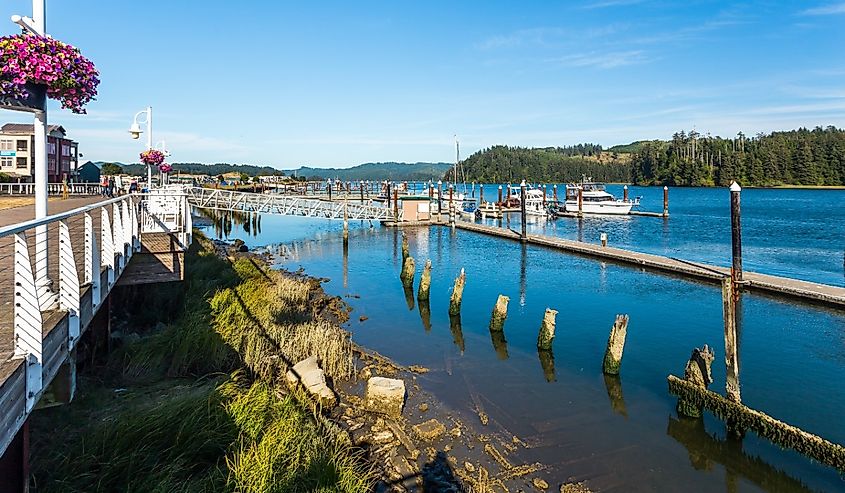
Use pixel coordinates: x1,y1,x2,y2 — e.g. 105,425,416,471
0,182,102,196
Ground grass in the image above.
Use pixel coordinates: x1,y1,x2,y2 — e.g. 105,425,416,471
31,231,372,492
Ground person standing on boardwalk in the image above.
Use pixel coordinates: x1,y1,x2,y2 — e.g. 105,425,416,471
108,176,115,198
101,174,109,196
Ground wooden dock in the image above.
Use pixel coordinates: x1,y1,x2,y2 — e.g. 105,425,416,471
451,220,845,309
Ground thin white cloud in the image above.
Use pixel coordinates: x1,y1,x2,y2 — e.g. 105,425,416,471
546,50,650,69
801,2,845,15
582,0,645,9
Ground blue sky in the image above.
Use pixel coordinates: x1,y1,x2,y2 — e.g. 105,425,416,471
2,0,844,168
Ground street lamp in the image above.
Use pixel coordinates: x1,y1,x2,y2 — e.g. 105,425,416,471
128,106,152,188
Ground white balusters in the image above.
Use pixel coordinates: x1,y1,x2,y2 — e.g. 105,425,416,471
13,232,43,412
58,220,80,350
101,207,114,287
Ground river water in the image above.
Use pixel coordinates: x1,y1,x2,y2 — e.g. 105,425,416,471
208,187,845,492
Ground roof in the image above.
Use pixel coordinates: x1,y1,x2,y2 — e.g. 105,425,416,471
1,123,67,136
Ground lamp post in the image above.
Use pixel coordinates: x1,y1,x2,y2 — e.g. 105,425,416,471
129,106,153,189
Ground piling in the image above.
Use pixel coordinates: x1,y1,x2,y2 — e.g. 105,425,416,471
489,294,509,332
537,308,557,350
448,185,455,226
600,233,608,247
386,182,392,210
480,184,484,204
400,255,415,287
393,184,399,222
437,181,443,222
722,277,741,403
328,181,333,201
730,181,743,285
675,345,715,418
578,187,583,216
663,186,669,217
359,180,364,204
623,185,629,202
497,185,503,205
449,268,466,315
343,203,349,242
602,314,629,375
553,184,558,203
401,232,409,261
418,259,432,301
520,180,527,242
542,184,547,206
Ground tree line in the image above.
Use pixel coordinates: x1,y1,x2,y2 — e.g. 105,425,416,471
456,145,630,183
630,126,845,186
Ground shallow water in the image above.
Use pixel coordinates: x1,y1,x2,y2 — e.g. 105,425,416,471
206,188,845,492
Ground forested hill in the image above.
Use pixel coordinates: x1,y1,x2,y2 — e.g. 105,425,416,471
287,162,452,181
630,126,845,186
456,145,631,183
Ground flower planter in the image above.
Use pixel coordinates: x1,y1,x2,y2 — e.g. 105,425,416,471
0,82,46,113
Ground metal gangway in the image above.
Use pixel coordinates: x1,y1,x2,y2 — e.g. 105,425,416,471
185,186,402,221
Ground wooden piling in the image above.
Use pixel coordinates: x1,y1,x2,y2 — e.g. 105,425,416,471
489,294,509,332
730,181,743,285
520,180,527,242
497,185,503,205
537,308,557,350
437,181,443,222
479,184,484,204
663,186,669,217
393,184,399,222
600,233,608,247
578,187,583,216
359,180,364,204
449,268,466,315
401,232,409,261
400,256,415,286
602,314,629,375
542,184,547,206
328,180,333,201
623,185,629,202
676,344,715,418
553,184,558,203
418,259,432,301
722,277,741,403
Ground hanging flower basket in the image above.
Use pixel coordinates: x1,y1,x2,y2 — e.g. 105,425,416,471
140,149,165,166
159,163,173,174
0,35,99,114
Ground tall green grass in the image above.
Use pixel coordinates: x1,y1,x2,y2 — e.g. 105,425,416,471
31,232,372,492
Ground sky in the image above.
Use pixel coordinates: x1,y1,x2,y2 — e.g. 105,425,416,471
1,0,844,168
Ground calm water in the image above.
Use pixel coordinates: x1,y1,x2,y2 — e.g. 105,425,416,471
207,188,845,492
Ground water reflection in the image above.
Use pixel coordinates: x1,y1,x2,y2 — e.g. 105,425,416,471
537,349,556,383
342,239,349,288
519,243,527,307
200,208,263,239
602,374,628,417
403,283,416,311
666,416,813,493
449,313,465,354
419,300,432,332
490,329,509,360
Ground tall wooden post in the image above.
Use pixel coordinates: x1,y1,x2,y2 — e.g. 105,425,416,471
479,184,484,204
393,183,399,223
663,186,669,217
437,181,443,222
730,181,743,286
360,180,364,204
722,277,741,403
553,184,558,203
623,185,629,202
520,180,527,241
577,187,583,216
328,180,333,201
449,268,466,315
542,184,547,206
497,185,503,205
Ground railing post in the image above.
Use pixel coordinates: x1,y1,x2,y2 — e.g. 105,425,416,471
121,199,132,261
101,207,114,287
13,232,43,412
59,219,81,349
84,211,101,308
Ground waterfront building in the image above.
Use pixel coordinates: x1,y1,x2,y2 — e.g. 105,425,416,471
0,123,79,182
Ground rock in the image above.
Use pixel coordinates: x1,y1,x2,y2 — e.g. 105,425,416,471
418,403,429,413
412,418,447,441
533,478,549,490
408,365,429,374
464,462,475,473
371,430,395,444
364,377,406,417
560,482,592,493
285,356,336,407
359,315,369,322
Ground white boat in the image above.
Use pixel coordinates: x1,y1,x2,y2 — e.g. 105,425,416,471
523,188,549,217
563,180,638,215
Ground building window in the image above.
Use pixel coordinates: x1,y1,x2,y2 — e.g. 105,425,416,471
16,157,27,168
61,144,70,156
0,157,12,167
0,139,12,151
16,140,27,151
47,142,56,154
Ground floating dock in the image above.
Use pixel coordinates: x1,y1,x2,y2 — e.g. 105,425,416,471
450,220,845,309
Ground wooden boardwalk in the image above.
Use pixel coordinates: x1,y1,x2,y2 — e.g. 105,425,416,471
451,220,845,309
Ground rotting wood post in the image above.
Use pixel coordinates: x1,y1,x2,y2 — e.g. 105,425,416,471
677,344,715,418
602,314,629,375
520,180,527,242
401,232,409,261
537,308,557,350
489,294,510,332
400,255,416,287
730,181,743,287
663,186,669,217
623,185,629,202
418,259,432,301
722,277,741,403
578,187,583,216
449,268,466,315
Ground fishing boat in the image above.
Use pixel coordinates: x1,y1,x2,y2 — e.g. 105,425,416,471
563,179,638,215
523,188,549,217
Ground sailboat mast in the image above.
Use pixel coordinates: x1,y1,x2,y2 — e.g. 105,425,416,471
454,134,459,184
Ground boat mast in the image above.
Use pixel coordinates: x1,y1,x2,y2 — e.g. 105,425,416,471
454,134,459,185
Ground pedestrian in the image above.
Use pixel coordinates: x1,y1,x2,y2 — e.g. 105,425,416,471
108,176,115,198
100,174,109,196
129,179,138,193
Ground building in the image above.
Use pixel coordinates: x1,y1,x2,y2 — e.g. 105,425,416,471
0,123,79,182
76,161,101,183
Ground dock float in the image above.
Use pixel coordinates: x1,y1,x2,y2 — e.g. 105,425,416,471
451,221,845,309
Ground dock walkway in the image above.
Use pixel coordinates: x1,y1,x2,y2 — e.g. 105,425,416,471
451,220,845,309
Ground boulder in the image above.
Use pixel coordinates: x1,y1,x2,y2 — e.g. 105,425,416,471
286,356,336,408
412,418,446,441
364,377,406,417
